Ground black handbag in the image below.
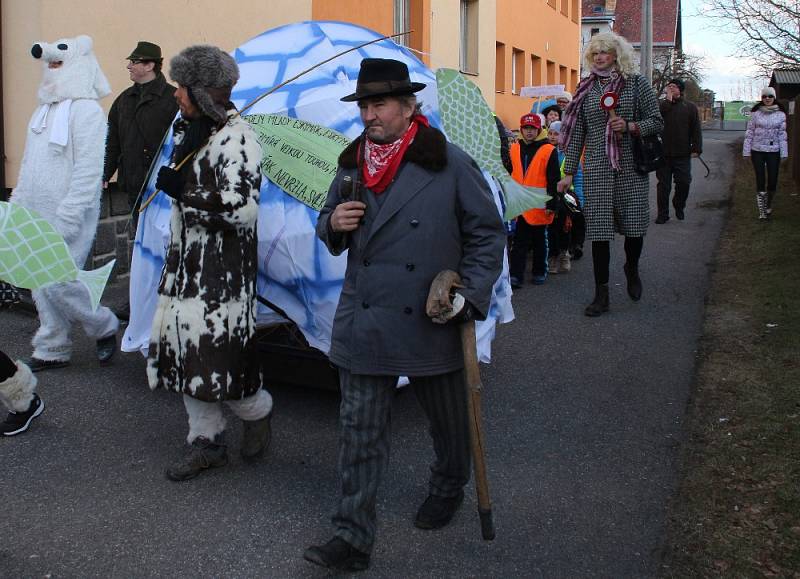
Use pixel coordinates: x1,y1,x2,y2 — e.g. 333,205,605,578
630,76,664,175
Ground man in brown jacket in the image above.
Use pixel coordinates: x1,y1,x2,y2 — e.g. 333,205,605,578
103,41,178,212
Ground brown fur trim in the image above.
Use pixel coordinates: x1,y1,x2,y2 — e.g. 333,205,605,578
338,124,448,172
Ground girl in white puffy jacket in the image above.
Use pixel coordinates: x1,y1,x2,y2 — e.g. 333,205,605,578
743,87,788,219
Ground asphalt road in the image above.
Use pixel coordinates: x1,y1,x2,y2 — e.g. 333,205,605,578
0,130,740,578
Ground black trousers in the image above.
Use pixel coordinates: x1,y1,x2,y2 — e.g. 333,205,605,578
656,156,692,217
548,210,570,257
509,218,548,280
750,151,781,192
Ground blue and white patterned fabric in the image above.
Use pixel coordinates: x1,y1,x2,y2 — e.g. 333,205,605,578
123,21,513,364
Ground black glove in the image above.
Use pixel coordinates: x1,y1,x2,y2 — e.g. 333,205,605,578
156,166,184,201
545,194,562,212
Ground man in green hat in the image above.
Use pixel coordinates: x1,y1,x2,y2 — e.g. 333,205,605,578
103,41,178,212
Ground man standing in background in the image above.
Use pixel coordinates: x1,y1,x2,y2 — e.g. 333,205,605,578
103,41,178,213
655,78,702,224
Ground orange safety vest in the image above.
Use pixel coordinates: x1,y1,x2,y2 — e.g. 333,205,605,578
510,141,555,225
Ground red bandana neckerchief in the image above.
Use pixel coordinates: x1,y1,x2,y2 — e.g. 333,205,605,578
361,114,430,194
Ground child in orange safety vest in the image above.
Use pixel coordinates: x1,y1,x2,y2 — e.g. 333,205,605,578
508,113,562,287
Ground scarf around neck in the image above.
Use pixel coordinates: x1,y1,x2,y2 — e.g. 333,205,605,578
361,114,430,194
760,104,780,113
559,66,626,170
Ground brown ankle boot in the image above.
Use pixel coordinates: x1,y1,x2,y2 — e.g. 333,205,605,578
584,284,609,317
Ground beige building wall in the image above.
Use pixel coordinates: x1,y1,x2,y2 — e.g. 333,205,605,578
2,0,313,187
428,0,496,110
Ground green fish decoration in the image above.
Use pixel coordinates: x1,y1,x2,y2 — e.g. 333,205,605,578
244,114,350,212
436,68,550,220
0,202,114,311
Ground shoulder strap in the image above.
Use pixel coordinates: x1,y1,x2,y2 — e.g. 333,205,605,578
633,75,641,122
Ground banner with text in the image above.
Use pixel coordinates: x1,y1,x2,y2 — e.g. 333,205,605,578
245,114,351,211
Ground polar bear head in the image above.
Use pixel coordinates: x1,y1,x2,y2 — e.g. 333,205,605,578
32,35,111,104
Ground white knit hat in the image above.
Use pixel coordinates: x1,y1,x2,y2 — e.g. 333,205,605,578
761,86,776,98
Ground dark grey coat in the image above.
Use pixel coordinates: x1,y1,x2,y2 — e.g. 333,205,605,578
317,125,505,377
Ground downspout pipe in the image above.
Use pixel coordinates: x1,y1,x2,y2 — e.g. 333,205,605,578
0,5,6,199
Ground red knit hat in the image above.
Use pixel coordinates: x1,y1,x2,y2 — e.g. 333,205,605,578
520,113,541,129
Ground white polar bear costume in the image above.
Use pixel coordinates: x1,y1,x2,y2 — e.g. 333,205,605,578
10,35,118,362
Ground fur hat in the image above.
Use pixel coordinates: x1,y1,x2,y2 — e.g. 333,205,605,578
169,45,239,124
761,86,776,98
548,120,563,134
557,91,573,103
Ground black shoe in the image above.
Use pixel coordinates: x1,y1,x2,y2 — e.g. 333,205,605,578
624,263,642,301
1,394,44,436
414,490,464,530
303,537,370,572
166,436,228,481
571,244,584,260
510,276,523,289
675,208,685,220
655,215,669,224
241,411,272,462
23,357,70,373
96,334,116,363
584,284,609,317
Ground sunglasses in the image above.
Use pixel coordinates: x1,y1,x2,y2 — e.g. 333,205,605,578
762,94,775,98
128,59,150,65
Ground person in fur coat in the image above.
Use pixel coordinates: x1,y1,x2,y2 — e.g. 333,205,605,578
9,35,119,371
0,350,44,436
147,45,273,482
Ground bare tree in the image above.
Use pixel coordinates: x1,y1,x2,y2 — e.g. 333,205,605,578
702,0,800,74
651,49,706,98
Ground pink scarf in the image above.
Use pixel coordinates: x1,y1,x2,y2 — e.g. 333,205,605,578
559,67,626,171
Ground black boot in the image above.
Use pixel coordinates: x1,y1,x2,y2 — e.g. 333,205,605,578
303,537,370,572
584,284,609,317
624,263,642,301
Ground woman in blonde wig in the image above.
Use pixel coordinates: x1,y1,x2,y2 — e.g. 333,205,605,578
557,32,662,316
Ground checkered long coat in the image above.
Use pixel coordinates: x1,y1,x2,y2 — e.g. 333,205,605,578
563,73,663,241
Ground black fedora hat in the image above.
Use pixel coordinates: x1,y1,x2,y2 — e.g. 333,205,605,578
340,58,426,102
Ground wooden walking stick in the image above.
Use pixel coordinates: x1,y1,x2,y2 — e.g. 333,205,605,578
460,319,496,540
427,269,496,541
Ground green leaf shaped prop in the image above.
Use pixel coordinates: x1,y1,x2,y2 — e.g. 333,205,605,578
0,202,114,311
436,68,550,220
244,114,351,211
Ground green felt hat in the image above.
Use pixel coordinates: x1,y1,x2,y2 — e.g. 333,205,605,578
127,41,162,61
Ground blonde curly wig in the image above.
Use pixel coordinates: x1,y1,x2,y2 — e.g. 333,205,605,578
582,32,639,77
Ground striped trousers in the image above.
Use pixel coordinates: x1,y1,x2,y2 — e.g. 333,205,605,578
333,368,471,553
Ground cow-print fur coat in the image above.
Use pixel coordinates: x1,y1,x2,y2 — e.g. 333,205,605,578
147,110,263,402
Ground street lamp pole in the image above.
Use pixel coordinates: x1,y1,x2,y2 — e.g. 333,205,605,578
641,0,653,83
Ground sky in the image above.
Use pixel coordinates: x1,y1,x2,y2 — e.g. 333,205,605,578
680,0,769,101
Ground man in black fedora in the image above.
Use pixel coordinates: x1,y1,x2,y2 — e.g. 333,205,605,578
104,41,178,213
304,58,505,572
